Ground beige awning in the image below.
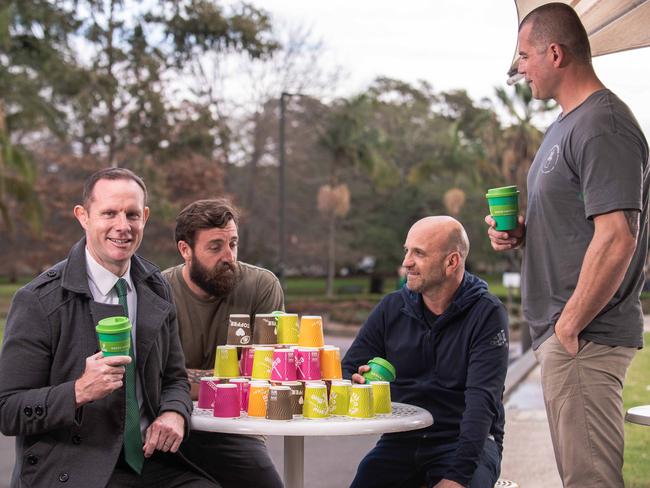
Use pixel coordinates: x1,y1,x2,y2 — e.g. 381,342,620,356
508,0,650,82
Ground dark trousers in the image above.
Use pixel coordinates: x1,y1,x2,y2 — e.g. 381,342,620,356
106,450,219,488
350,435,501,488
181,432,283,488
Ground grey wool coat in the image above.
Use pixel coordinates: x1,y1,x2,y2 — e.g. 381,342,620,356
0,239,194,488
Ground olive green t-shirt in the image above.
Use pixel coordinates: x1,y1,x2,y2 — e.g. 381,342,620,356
163,263,284,370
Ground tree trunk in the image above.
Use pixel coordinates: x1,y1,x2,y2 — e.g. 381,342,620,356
325,212,336,297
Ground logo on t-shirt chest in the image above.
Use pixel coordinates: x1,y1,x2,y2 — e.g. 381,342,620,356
541,144,560,174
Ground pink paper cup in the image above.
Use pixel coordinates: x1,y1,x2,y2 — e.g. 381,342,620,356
213,384,241,418
239,347,255,377
229,378,250,412
270,348,297,382
295,347,321,381
198,377,221,409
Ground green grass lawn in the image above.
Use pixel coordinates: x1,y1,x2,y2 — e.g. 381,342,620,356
623,331,650,487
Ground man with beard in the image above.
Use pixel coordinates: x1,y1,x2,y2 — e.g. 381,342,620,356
342,217,508,488
163,198,284,488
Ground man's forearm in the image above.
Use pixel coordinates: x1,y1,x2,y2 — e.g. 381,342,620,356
556,213,637,337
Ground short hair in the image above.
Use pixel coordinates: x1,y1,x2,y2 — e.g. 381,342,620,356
82,167,148,207
174,198,240,248
520,2,591,64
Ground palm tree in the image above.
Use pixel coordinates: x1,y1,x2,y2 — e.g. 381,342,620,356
318,95,391,296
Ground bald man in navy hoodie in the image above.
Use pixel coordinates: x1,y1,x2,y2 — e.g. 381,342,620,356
343,216,509,488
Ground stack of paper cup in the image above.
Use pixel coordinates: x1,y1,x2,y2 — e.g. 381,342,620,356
226,313,252,346
298,315,325,348
270,348,297,382
251,346,274,380
253,313,277,345
329,379,352,416
281,381,304,417
295,347,321,381
198,377,221,409
320,346,342,380
266,385,293,420
371,381,392,415
229,378,250,412
247,381,270,417
239,347,255,377
214,345,239,378
303,382,329,419
276,313,299,345
213,383,240,418
348,384,374,418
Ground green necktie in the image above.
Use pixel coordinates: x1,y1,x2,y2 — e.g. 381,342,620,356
114,278,145,474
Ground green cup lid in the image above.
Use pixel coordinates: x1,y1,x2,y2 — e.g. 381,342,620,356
486,185,519,197
96,316,131,334
368,357,396,378
271,310,285,317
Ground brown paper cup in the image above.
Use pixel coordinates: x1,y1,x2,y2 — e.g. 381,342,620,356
266,386,293,420
253,313,278,345
227,313,252,346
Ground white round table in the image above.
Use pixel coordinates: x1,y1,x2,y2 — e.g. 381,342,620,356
625,405,650,426
191,402,433,488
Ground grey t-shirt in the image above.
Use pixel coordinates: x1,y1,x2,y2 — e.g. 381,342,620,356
163,262,284,369
523,89,649,349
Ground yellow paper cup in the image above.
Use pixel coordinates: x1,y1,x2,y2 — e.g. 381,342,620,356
348,384,374,418
371,381,392,415
213,345,239,378
247,380,270,417
303,382,329,419
276,313,299,345
298,315,325,348
329,379,351,416
320,346,343,380
251,346,274,380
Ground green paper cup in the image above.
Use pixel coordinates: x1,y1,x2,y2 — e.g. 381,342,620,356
362,357,397,383
303,383,329,419
96,316,131,356
486,185,520,231
329,380,351,416
275,312,299,345
348,384,374,418
371,381,392,415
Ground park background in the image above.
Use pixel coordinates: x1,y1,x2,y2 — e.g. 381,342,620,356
1,1,649,486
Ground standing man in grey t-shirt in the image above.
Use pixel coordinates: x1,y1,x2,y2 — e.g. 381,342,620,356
163,198,284,488
485,4,648,488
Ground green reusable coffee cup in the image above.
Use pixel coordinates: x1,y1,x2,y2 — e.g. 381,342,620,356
486,185,520,231
362,357,396,383
96,316,131,356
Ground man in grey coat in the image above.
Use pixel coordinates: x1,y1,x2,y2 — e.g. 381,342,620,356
0,168,217,487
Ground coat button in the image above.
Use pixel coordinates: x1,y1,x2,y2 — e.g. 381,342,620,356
58,473,69,482
23,406,33,417
71,435,81,445
26,455,38,465
46,270,57,277
34,405,44,416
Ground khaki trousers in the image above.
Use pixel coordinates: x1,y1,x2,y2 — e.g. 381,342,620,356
534,334,636,488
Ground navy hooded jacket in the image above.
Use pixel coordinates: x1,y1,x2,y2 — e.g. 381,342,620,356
342,272,508,485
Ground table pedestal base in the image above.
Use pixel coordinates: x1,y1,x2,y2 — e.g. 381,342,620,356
284,436,304,488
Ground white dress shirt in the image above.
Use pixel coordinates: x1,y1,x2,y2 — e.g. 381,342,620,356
84,248,149,435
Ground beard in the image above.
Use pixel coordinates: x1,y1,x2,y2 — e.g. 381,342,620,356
188,257,241,298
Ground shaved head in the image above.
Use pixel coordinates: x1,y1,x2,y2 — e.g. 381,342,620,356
409,216,470,264
520,2,591,65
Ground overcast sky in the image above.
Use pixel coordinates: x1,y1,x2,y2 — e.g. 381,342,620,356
228,0,650,135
